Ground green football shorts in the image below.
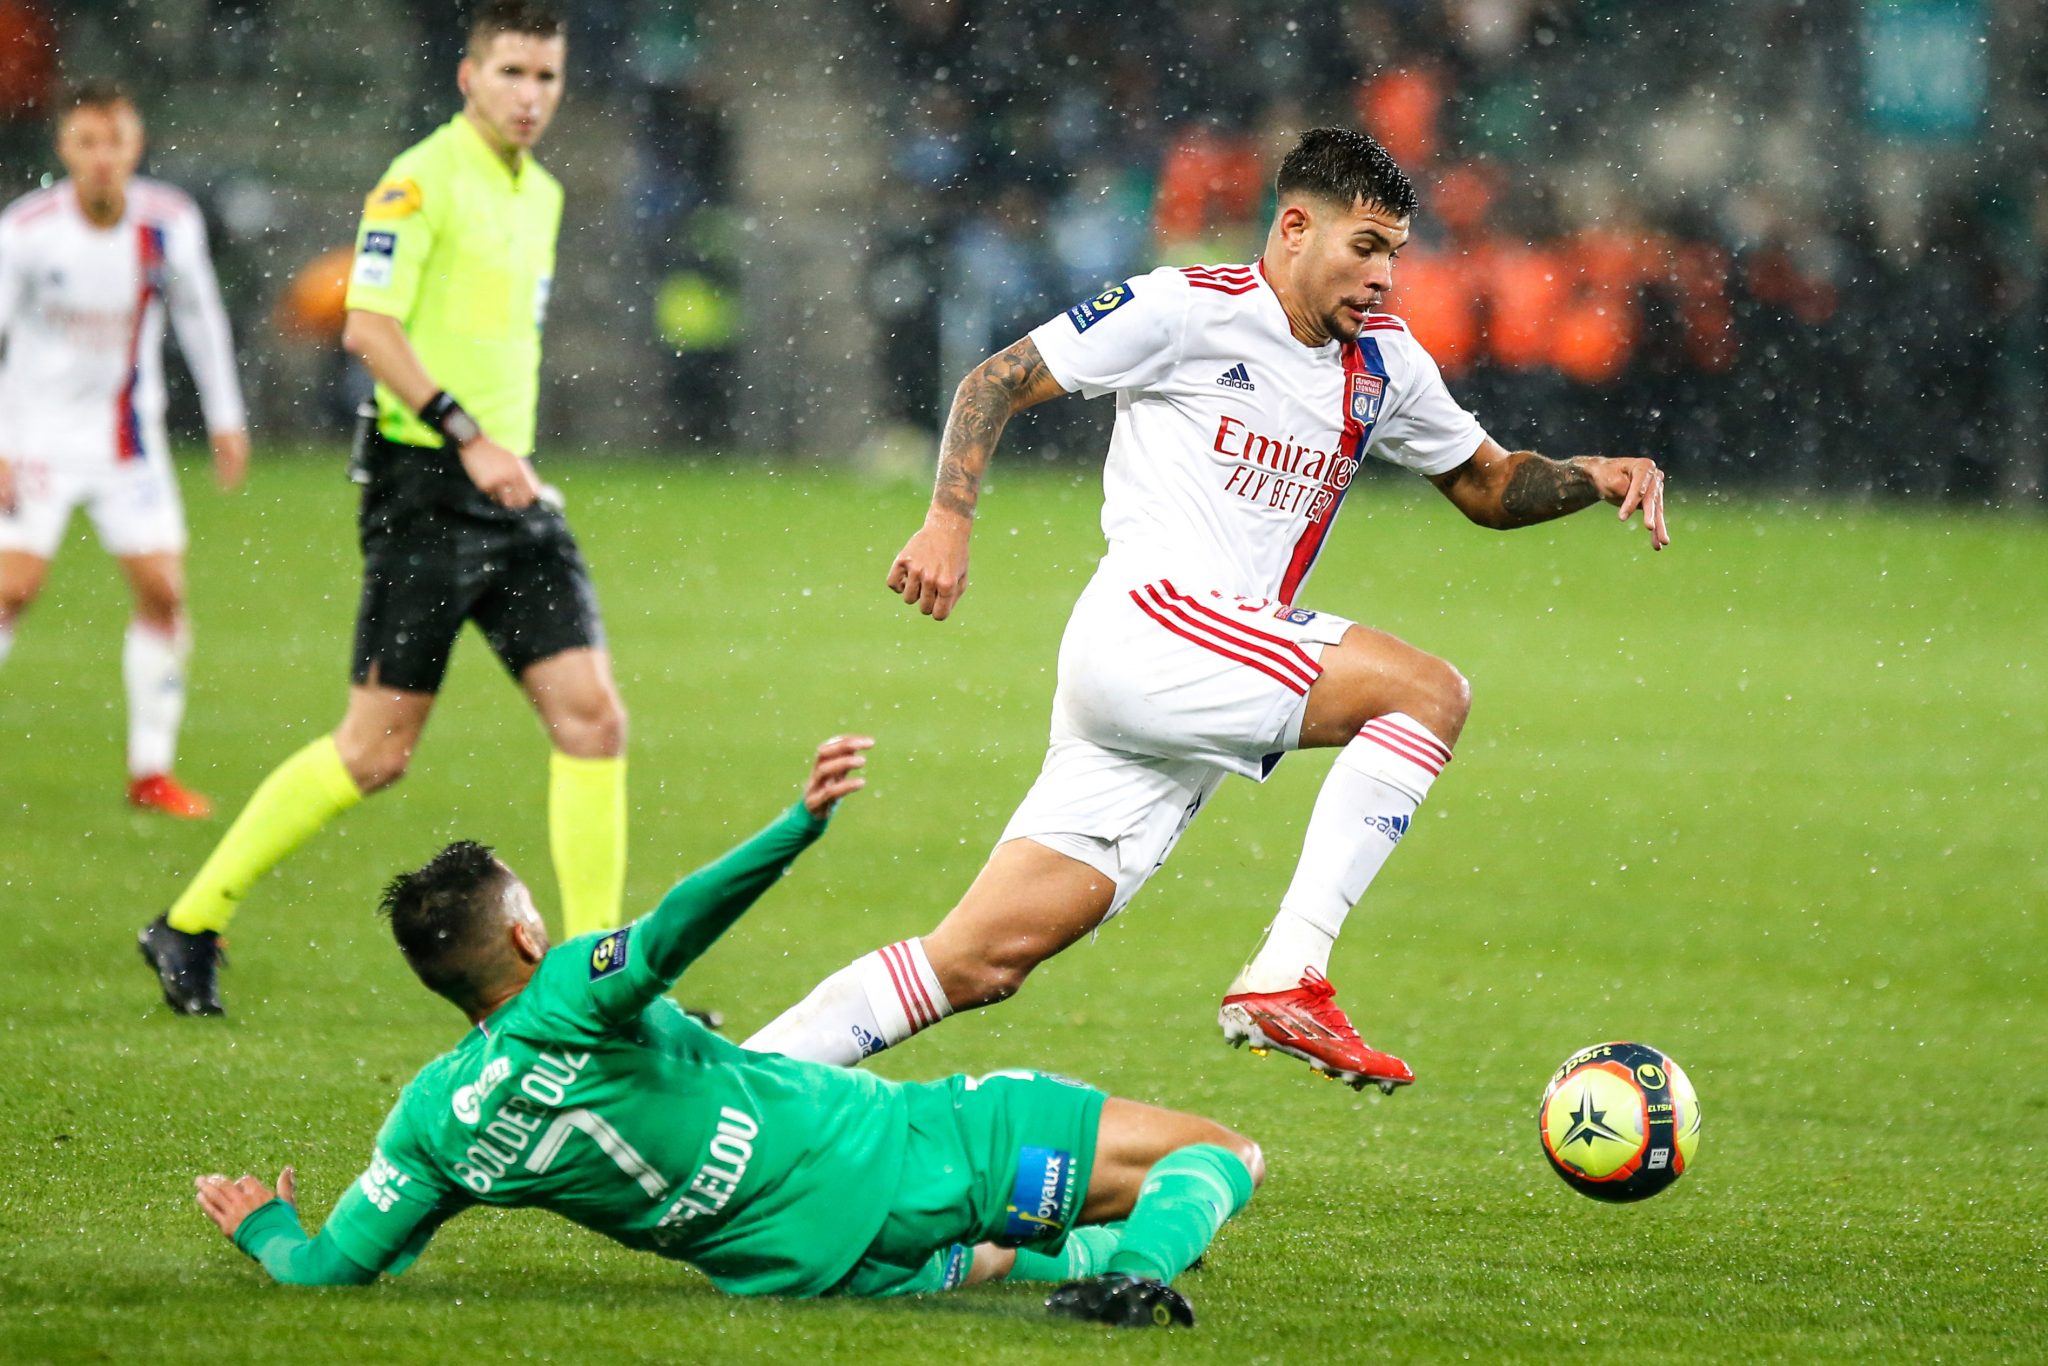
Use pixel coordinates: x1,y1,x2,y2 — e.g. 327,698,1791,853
831,1069,1106,1298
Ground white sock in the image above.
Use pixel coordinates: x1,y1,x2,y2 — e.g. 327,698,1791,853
0,623,12,668
744,937,952,1066
1239,712,1451,992
124,619,190,779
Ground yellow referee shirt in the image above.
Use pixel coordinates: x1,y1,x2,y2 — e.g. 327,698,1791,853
345,114,562,456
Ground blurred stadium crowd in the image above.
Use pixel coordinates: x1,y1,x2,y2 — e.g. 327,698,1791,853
2,0,2043,499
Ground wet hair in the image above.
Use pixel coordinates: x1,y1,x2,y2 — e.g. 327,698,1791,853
379,840,516,1005
1275,127,1419,220
54,80,135,121
469,0,566,55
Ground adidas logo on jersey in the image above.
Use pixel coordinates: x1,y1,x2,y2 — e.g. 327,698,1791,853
1216,362,1256,391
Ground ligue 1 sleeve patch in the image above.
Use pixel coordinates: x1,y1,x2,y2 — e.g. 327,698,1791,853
1065,281,1135,333
589,927,631,979
363,177,423,221
352,230,398,289
1001,1145,1075,1244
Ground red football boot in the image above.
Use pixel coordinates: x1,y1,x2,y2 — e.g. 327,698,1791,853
128,773,213,819
1219,968,1415,1094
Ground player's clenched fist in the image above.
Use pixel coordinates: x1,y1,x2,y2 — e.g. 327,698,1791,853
887,515,971,620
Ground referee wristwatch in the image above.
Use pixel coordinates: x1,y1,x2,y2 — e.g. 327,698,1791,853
419,391,483,448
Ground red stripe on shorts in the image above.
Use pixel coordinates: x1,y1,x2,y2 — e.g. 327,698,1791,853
1131,587,1316,695
1156,581,1322,666
1143,583,1321,690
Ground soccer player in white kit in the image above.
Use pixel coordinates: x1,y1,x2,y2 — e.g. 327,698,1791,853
748,128,1669,1092
0,81,249,817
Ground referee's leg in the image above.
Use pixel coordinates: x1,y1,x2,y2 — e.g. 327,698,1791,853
522,646,628,937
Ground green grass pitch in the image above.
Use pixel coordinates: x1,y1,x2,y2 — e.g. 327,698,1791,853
2,455,2043,1363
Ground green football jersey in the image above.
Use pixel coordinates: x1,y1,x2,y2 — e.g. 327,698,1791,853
293,804,913,1298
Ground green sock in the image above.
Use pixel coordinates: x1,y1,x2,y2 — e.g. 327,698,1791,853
1104,1144,1254,1283
1007,1224,1122,1283
167,735,363,934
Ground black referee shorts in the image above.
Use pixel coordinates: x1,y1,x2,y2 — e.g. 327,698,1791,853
349,429,605,694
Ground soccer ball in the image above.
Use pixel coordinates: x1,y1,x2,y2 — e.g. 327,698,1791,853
1537,1041,1699,1202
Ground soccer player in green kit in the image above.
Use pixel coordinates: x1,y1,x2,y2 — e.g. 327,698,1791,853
192,737,1264,1328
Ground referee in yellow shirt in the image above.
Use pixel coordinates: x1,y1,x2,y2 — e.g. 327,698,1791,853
140,1,629,1015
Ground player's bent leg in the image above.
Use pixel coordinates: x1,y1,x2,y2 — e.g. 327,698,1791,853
1079,1097,1264,1223
1230,625,1466,1092
519,647,628,937
743,838,1113,1066
924,838,1117,1011
1048,1098,1262,1328
0,550,51,669
520,645,627,758
116,552,208,816
143,687,421,1013
1296,623,1470,750
332,681,436,794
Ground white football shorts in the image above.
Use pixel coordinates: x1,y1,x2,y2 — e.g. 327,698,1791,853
0,455,188,559
999,577,1355,917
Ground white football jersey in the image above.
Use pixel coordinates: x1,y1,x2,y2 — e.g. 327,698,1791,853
1029,260,1486,603
0,177,244,466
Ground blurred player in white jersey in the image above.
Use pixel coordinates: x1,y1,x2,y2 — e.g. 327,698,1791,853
0,80,249,816
749,128,1669,1093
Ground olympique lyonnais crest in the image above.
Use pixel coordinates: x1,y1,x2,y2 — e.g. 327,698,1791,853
1348,371,1386,425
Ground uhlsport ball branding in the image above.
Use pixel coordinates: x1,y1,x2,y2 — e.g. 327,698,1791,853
1538,1041,1699,1202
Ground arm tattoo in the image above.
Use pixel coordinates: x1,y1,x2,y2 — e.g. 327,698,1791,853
932,339,1053,519
1499,454,1600,526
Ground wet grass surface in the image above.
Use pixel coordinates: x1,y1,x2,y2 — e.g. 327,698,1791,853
3,457,2042,1362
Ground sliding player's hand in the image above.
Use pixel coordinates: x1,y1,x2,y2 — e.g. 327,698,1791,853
458,435,543,509
0,456,13,515
195,1165,296,1240
1584,455,1669,550
803,735,874,818
211,429,249,491
888,513,971,620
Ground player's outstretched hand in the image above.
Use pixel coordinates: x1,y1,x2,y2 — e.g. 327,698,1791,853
1584,455,1669,551
804,735,875,818
0,455,14,515
195,1165,295,1241
888,513,971,620
458,435,544,510
210,429,250,491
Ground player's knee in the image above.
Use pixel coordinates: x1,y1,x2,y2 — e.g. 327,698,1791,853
133,593,183,631
1236,1137,1268,1189
339,736,413,794
550,691,626,758
1198,1122,1266,1189
0,577,38,623
1406,654,1470,742
1435,659,1472,728
934,947,1034,1010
